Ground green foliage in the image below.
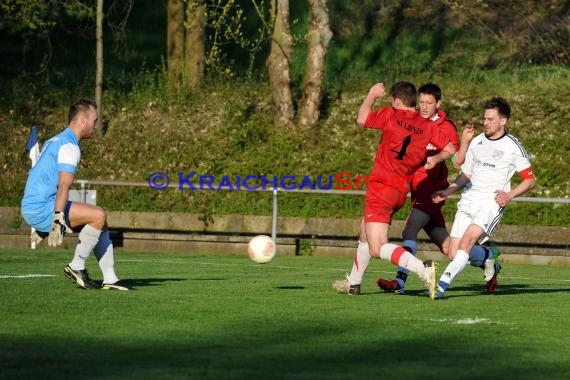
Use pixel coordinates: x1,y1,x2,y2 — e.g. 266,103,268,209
7,214,23,229
1,1,570,227
2,65,570,226
0,0,58,32
204,0,271,80
298,237,316,256
442,0,570,65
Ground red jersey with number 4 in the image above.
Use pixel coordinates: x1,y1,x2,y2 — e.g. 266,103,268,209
364,106,452,192
411,109,459,193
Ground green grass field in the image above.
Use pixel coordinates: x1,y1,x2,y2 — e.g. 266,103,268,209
1,248,569,380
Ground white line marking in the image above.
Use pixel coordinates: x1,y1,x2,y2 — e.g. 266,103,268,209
0,274,56,279
429,318,487,324
506,275,570,283
428,318,513,325
455,318,490,324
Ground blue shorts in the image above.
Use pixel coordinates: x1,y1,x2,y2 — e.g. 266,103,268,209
21,200,73,233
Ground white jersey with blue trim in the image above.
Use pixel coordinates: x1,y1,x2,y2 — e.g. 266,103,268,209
460,132,531,202
22,128,80,208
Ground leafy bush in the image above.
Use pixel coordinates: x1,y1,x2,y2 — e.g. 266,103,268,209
1,1,569,226
2,65,569,227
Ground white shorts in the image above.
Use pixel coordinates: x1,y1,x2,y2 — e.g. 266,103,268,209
449,198,504,244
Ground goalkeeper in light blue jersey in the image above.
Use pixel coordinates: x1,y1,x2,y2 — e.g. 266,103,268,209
21,98,130,291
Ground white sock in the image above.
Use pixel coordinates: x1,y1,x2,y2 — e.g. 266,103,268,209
396,240,417,279
438,250,470,292
347,241,371,285
380,243,424,275
94,230,119,284
69,225,101,271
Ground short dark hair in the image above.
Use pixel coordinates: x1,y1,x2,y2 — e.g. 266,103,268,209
390,81,417,108
68,98,97,124
484,97,511,119
418,83,442,101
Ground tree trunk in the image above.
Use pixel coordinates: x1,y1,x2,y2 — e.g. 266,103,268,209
95,0,104,133
267,0,294,128
167,0,185,85
298,0,332,128
185,0,206,89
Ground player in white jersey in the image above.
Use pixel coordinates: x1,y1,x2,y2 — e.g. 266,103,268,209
21,99,130,291
431,97,535,298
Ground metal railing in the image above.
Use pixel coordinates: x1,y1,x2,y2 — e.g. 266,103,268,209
74,179,570,242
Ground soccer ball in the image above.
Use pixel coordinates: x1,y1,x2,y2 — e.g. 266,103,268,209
248,235,276,264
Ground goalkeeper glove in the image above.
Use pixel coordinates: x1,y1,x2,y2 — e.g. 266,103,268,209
30,230,45,246
48,211,72,247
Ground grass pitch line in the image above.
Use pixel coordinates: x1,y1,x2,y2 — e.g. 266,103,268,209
506,275,570,283
428,318,510,325
0,274,56,279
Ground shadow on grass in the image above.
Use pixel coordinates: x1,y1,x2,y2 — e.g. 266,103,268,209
358,283,570,299
439,283,569,297
274,285,305,290
96,278,187,289
1,323,567,380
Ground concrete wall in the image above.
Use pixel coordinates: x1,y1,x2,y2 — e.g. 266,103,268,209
1,207,569,265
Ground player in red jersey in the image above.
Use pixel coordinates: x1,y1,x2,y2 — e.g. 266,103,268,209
333,81,456,299
376,83,501,295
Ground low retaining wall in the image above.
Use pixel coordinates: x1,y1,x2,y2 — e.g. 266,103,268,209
1,207,569,266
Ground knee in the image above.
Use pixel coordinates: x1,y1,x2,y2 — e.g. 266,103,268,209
368,245,380,258
366,240,382,258
359,229,368,243
358,219,368,243
369,239,388,259
438,236,451,257
440,243,449,256
92,207,107,228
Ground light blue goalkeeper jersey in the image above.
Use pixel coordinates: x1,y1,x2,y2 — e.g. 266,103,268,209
21,128,80,232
